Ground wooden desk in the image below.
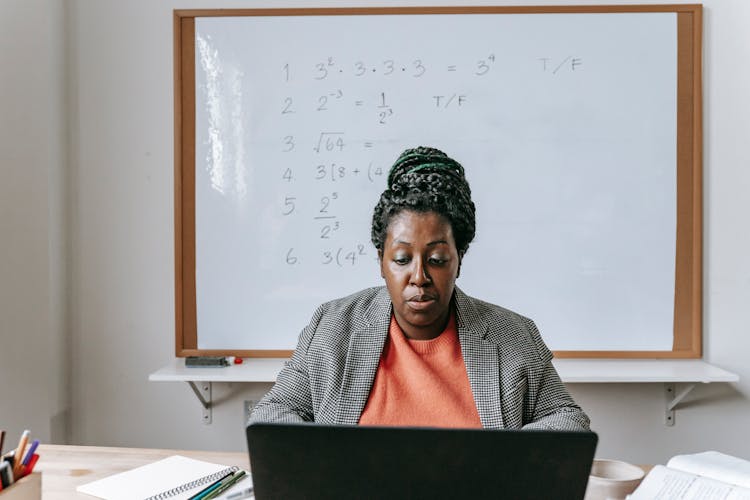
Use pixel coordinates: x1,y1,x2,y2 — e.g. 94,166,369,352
33,444,652,499
35,444,248,500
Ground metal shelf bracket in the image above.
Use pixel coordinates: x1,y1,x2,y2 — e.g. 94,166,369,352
664,382,696,426
188,381,212,424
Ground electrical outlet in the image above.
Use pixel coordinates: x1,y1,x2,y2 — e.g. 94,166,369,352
244,400,259,421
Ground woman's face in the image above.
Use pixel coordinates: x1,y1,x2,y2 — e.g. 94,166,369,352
379,210,462,340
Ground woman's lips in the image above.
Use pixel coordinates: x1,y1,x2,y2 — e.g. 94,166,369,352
407,295,437,311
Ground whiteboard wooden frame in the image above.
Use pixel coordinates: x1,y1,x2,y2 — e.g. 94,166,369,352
173,5,703,359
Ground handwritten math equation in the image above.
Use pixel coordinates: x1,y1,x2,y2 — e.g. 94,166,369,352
283,54,582,81
279,55,582,124
284,54,498,81
279,133,385,183
270,53,583,269
281,189,375,269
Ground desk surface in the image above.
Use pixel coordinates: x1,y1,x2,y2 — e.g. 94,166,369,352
34,444,651,499
36,444,248,500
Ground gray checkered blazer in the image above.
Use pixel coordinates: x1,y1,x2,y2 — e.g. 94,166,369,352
250,286,590,430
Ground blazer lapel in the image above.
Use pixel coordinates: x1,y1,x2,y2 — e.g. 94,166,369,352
336,287,391,425
455,288,505,429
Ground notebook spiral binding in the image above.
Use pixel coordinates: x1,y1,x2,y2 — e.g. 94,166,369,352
145,466,240,500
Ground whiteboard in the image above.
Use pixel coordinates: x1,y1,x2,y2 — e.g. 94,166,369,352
174,7,703,357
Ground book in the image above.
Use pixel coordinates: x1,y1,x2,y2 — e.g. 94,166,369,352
76,455,246,500
628,451,750,500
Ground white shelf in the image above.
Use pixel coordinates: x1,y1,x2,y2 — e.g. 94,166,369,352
149,358,286,383
552,358,739,384
149,357,738,426
149,357,739,384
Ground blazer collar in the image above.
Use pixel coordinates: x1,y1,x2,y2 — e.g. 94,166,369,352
454,287,505,428
336,287,392,425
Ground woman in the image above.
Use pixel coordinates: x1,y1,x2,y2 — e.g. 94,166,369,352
250,147,589,430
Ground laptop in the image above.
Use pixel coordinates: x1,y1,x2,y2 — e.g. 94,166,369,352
246,423,597,500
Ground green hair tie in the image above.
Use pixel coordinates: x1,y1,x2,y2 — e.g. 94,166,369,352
388,147,462,186
407,162,453,175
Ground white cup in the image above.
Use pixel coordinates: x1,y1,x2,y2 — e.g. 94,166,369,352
583,459,645,500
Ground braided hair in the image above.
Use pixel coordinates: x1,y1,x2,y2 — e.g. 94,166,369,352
371,146,476,254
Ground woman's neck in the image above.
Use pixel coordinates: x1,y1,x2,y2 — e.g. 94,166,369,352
397,308,453,340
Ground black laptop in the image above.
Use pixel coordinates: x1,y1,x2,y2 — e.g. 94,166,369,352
246,423,597,500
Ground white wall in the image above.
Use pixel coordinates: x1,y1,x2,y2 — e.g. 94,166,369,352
2,0,748,466
0,0,69,444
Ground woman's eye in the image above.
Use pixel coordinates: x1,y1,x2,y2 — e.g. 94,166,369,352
429,257,447,265
393,257,410,265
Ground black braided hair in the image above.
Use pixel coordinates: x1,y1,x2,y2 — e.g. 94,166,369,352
371,146,476,253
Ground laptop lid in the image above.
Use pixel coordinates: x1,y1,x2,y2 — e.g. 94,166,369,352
246,423,597,500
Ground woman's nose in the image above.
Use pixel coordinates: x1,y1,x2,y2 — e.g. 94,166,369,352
409,258,431,286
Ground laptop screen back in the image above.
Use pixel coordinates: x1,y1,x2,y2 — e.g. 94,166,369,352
247,423,597,500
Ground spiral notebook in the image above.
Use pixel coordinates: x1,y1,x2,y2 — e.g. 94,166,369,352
76,455,244,500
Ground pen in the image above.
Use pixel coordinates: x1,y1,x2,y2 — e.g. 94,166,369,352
0,460,13,488
187,471,234,500
25,454,40,476
226,486,254,499
12,430,30,477
199,470,246,500
22,440,39,466
204,470,247,499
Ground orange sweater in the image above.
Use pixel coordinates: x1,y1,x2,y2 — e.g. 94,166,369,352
359,313,483,428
